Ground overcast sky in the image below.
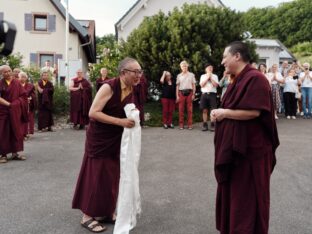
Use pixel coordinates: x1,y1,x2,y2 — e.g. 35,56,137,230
66,0,293,36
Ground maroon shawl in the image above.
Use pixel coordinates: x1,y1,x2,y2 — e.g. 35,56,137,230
23,83,37,112
70,78,92,116
0,79,28,154
214,64,279,183
38,79,54,111
96,77,110,92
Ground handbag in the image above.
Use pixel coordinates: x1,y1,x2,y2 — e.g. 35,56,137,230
295,91,301,99
180,89,192,96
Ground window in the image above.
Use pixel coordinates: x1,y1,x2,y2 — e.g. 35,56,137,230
40,54,54,68
34,14,47,31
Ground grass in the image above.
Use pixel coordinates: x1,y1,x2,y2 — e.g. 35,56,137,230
143,101,203,127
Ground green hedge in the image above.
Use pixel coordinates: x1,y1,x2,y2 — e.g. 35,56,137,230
53,86,70,116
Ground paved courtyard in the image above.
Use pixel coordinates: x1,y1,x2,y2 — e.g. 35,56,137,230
0,118,312,234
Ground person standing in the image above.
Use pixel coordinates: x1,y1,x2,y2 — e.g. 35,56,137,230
160,71,176,129
267,64,284,119
69,69,93,130
298,62,312,119
18,72,37,139
199,64,219,131
283,69,299,119
211,41,279,234
37,71,54,132
0,65,28,163
176,60,196,130
219,71,232,101
72,57,142,233
96,68,110,92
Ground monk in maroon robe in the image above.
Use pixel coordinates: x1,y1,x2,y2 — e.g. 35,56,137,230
69,69,93,129
211,41,279,234
95,67,110,92
37,71,54,132
133,73,148,126
72,58,142,233
0,65,28,163
19,71,37,139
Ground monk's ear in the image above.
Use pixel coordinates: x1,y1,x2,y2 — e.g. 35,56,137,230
234,52,241,61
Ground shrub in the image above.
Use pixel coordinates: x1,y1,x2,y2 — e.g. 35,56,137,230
53,86,70,116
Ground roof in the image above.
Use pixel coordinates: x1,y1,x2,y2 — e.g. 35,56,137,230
249,38,296,60
114,0,225,39
49,0,96,63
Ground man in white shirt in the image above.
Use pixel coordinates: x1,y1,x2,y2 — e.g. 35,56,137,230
299,62,312,118
199,64,219,131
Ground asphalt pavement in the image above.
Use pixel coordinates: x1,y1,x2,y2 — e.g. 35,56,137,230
0,117,311,234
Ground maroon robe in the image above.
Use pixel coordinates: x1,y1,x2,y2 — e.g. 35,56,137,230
72,77,133,217
96,77,109,92
0,79,28,155
133,74,148,125
70,78,92,125
22,83,36,135
214,64,279,234
37,79,54,130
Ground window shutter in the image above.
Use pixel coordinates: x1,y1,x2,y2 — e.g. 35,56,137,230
54,54,63,64
30,53,38,65
0,12,3,21
48,14,56,32
24,13,32,31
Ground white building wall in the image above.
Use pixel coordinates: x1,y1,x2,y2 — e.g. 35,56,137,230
117,0,223,41
256,47,281,69
0,0,86,67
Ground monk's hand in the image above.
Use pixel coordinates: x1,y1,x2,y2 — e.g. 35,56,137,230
121,118,135,128
211,108,227,122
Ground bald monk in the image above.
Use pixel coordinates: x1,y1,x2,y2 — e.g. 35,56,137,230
72,57,142,233
96,67,110,92
0,65,28,163
37,71,54,132
69,69,93,130
19,72,36,139
211,41,279,234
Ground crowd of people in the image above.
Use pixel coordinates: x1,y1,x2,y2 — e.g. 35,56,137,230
159,59,312,133
1,41,310,233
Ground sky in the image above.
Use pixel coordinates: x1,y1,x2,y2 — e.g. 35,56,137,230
66,0,293,37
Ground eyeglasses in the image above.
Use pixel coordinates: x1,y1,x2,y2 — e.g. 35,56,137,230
123,68,144,76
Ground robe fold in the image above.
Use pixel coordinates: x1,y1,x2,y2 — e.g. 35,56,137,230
214,64,279,234
23,83,36,135
72,77,133,217
37,80,54,130
70,78,93,125
0,79,28,155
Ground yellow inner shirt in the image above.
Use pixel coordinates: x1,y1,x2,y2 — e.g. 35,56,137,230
42,80,47,86
5,79,11,86
120,79,133,101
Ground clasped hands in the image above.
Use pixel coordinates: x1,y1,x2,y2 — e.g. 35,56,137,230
210,108,227,122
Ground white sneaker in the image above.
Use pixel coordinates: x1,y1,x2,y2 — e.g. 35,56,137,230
300,112,304,116
286,116,290,119
275,115,279,120
292,116,296,119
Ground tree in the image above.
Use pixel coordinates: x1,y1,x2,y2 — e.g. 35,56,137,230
0,53,23,69
121,3,256,85
89,34,121,83
242,0,312,47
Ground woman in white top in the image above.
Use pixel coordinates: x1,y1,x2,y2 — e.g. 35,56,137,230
267,64,284,119
283,69,299,119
